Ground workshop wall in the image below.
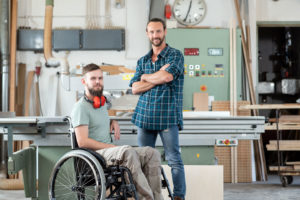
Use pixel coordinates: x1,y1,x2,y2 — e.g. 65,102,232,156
257,0,300,22
15,0,300,116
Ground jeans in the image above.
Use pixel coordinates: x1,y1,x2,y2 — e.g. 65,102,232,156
137,125,186,198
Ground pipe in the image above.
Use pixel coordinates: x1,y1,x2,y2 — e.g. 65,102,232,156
43,0,60,67
0,0,10,112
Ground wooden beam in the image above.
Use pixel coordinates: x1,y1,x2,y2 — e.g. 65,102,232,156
240,104,300,110
16,63,26,116
24,71,35,116
9,0,18,112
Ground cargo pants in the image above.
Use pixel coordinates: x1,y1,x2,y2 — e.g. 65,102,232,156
96,145,163,200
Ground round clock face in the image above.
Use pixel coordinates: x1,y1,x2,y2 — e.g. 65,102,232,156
173,0,206,26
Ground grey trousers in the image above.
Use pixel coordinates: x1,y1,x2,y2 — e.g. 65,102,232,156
96,145,163,200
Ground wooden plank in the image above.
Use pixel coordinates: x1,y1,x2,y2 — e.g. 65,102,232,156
294,165,300,170
24,71,35,116
269,140,300,145
265,123,300,130
279,115,300,123
16,63,26,116
286,161,300,165
269,166,295,171
9,0,18,112
240,104,300,110
266,144,300,151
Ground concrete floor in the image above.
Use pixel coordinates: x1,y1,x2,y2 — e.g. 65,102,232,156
0,175,300,200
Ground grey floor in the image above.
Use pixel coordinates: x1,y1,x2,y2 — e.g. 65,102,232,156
1,175,300,200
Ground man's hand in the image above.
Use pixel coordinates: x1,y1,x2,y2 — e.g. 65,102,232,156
110,120,120,140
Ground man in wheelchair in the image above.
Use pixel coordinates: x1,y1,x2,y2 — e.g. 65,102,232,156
70,63,164,200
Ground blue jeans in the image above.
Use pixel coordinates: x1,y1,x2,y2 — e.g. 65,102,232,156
137,125,186,198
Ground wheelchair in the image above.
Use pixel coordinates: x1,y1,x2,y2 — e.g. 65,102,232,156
48,117,173,200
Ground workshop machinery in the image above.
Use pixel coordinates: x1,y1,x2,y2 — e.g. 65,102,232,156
0,115,264,199
166,28,243,110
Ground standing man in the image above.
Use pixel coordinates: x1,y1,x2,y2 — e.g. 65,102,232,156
130,18,186,200
71,63,163,200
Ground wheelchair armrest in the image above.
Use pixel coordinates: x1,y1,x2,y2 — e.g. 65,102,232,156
75,148,107,168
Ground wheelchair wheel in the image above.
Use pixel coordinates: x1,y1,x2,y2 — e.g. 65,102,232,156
49,150,106,200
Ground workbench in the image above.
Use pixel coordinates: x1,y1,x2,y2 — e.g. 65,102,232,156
0,115,265,199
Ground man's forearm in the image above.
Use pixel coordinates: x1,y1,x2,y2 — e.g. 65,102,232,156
141,70,173,85
132,81,155,94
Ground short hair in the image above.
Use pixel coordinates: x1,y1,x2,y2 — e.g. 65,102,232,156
82,63,101,75
147,18,166,31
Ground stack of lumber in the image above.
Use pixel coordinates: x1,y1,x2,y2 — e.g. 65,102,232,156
266,140,300,151
269,162,300,172
265,115,300,130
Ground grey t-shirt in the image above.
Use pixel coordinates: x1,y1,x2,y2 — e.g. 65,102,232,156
71,97,112,144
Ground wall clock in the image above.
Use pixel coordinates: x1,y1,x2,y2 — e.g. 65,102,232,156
173,0,207,26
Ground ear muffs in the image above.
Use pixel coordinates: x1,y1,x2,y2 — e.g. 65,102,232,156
84,94,106,109
93,96,106,108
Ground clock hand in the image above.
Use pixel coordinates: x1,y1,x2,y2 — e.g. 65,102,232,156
184,0,192,22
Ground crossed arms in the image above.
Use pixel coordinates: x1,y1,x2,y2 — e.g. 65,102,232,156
131,64,173,94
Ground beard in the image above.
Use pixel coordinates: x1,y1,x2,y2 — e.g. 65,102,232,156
151,35,165,47
88,85,103,97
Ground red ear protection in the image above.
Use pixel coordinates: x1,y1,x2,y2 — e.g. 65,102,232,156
84,94,106,109
92,96,106,108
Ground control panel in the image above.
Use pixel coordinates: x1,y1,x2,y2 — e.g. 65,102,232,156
166,28,243,110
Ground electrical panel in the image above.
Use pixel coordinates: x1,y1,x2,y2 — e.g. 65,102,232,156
17,29,125,51
166,28,243,110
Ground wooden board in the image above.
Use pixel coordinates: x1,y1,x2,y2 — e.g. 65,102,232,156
266,140,300,151
279,115,300,123
162,165,223,200
9,0,18,112
239,104,300,110
212,101,251,116
16,63,26,116
269,140,300,145
265,123,300,130
193,93,208,111
294,165,300,170
286,161,300,165
24,71,35,116
269,166,299,171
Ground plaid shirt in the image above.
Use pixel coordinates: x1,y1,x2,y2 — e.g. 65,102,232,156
129,45,184,130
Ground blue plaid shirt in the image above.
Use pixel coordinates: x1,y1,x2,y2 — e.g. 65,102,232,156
129,45,184,130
